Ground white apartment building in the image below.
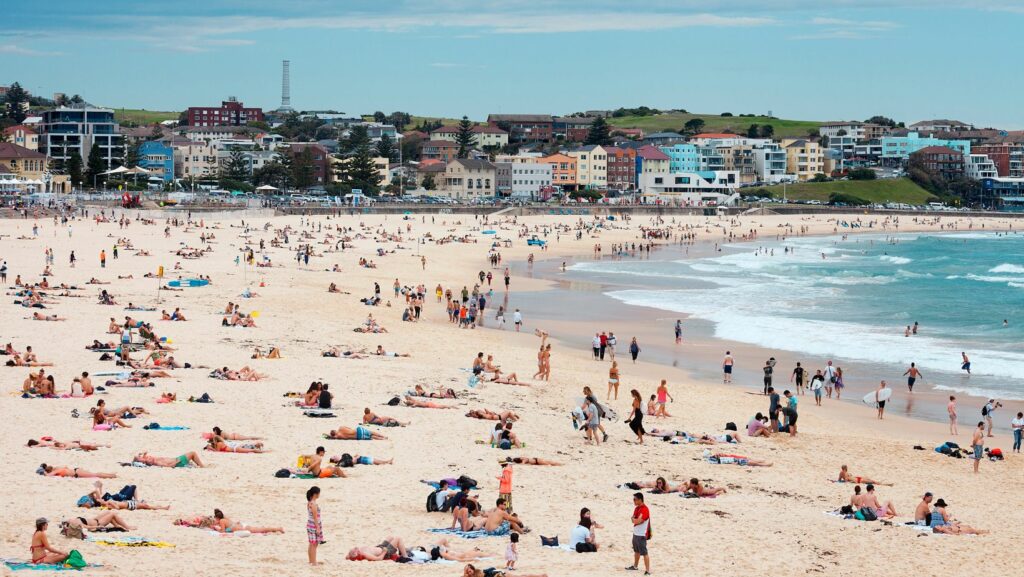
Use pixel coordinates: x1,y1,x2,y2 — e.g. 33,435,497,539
966,154,998,180
568,145,607,189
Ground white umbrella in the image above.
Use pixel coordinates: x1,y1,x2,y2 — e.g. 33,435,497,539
125,166,151,174
100,166,130,175
256,184,279,191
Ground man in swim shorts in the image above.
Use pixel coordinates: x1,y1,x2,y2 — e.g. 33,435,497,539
903,363,922,393
722,351,733,384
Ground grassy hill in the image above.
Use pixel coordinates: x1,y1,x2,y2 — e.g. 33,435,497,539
608,112,822,139
755,178,936,204
114,109,179,126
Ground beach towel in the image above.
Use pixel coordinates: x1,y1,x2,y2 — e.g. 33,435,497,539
142,424,189,430
2,559,102,571
304,410,336,418
87,536,175,548
428,522,510,539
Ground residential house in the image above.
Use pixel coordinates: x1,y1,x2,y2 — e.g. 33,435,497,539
611,127,644,140
634,146,670,188
173,125,261,144
643,132,685,145
568,145,607,190
486,114,553,143
971,143,1024,178
37,105,123,170
912,146,965,180
553,117,596,142
419,140,459,163
0,142,70,192
186,97,264,127
3,125,38,150
604,147,636,192
412,159,447,189
538,153,577,190
441,158,497,200
753,142,792,183
965,154,998,180
494,163,513,197
137,141,174,182
781,139,826,181
285,143,331,186
909,119,974,133
429,124,509,148
881,132,971,163
173,141,218,180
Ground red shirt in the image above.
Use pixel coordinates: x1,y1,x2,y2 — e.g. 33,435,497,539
632,504,650,537
600,335,608,346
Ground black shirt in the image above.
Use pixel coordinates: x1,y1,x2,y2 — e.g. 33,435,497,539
318,390,332,409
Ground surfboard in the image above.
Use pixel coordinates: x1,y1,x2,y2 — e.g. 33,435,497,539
862,388,893,405
167,279,209,288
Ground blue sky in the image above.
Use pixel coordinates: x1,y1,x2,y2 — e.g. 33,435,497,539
4,1,1024,128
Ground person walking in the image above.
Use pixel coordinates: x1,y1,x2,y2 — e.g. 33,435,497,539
626,389,645,444
1011,411,1024,453
306,486,324,565
592,333,601,360
971,422,985,474
629,337,640,364
497,462,513,513
875,381,888,420
674,319,682,344
627,492,651,575
100,249,106,268
903,362,923,393
722,351,733,384
948,396,958,436
607,361,620,401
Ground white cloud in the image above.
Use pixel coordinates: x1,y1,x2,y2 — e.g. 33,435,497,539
0,44,61,56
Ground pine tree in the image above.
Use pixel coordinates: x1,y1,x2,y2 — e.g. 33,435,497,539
422,173,436,191
85,144,106,188
338,142,384,195
4,82,30,123
456,116,474,159
746,124,761,138
585,117,612,146
223,150,250,182
66,150,84,188
376,134,396,161
125,142,141,168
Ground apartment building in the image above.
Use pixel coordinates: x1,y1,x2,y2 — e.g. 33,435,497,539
604,147,636,191
568,145,607,190
186,97,264,127
486,114,553,143
538,153,577,190
781,139,826,181
441,158,497,200
37,105,123,170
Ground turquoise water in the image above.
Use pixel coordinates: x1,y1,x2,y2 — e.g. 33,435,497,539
573,231,1024,400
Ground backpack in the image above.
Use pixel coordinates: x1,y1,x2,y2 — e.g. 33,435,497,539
857,507,878,521
387,396,401,406
65,550,87,569
426,490,440,512
982,405,989,416
456,475,477,490
274,468,291,478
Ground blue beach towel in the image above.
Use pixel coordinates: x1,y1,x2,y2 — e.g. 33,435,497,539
2,559,102,571
428,521,510,539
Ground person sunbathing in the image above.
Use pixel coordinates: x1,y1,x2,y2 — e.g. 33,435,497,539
27,439,109,451
203,427,263,441
463,564,548,577
336,453,394,466
346,536,408,561
30,312,65,321
404,395,454,409
212,366,266,381
252,346,282,359
6,353,53,367
92,408,131,429
206,435,266,453
625,477,683,493
706,452,772,467
39,464,116,478
373,345,409,357
328,283,340,293
64,511,135,532
929,500,988,535
323,346,367,359
363,408,408,427
646,428,689,440
327,426,388,441
466,408,520,421
211,508,283,534
30,518,69,565
80,481,169,510
411,538,495,563
507,456,562,466
413,384,457,398
838,465,892,486
696,432,741,445
132,451,205,468
683,478,726,496
857,484,897,519
492,372,530,386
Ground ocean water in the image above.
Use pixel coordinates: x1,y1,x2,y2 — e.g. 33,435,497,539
572,231,1024,399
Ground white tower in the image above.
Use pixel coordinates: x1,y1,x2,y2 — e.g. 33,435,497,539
277,60,294,113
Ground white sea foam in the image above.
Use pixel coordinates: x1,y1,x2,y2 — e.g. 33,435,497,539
880,255,912,265
990,263,1024,274
932,384,1024,402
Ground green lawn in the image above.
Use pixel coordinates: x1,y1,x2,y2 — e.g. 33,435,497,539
755,178,936,204
608,112,822,139
114,109,179,125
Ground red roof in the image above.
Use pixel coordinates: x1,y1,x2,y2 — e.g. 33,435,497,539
692,133,739,139
915,145,962,155
471,125,507,134
3,124,36,136
636,145,670,161
419,158,443,167
0,142,46,160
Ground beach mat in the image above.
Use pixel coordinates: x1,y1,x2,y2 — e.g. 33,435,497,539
2,559,102,571
87,536,175,548
427,526,509,539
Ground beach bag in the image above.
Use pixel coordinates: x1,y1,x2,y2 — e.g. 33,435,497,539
857,507,877,521
982,405,989,416
274,468,290,478
426,490,440,512
725,422,737,431
540,535,559,547
60,522,85,540
387,396,401,406
65,550,86,569
456,475,477,489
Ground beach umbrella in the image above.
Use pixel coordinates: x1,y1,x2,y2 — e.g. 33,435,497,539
256,184,279,192
100,166,130,175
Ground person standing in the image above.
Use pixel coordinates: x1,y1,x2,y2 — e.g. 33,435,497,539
607,332,617,360
0,260,7,283
505,533,519,571
112,245,118,259
497,462,513,513
722,351,733,384
607,361,620,401
948,396,958,436
306,486,324,565
627,493,651,575
513,309,522,332
823,360,837,399
782,390,797,436
655,380,673,418
599,332,608,360
69,251,76,268
961,352,971,375
903,363,923,393
791,362,805,396
1011,411,1024,453
627,389,645,444
875,381,888,420
629,337,640,364
982,399,1002,437
674,320,682,344
100,249,106,268
762,360,773,394
504,268,510,291
592,333,601,360
971,422,985,474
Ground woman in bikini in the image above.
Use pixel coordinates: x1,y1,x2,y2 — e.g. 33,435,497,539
491,373,530,386
684,478,726,496
467,409,519,421
30,518,69,565
206,435,266,453
404,396,454,409
211,509,284,534
463,564,548,577
40,464,116,479
509,457,562,466
362,408,408,427
206,427,263,441
27,439,109,451
837,465,892,486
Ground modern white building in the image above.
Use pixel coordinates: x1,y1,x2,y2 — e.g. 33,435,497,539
639,170,739,204
966,154,998,180
753,142,793,183
37,105,123,168
507,161,553,199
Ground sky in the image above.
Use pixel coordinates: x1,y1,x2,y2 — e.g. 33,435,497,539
4,1,1024,128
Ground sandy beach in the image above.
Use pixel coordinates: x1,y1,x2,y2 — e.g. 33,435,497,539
2,209,1022,577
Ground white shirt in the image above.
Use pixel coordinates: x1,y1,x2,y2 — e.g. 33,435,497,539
1011,416,1024,430
823,366,836,379
513,311,522,323
592,336,601,348
569,525,591,549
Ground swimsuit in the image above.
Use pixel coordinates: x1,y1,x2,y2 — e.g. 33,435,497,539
355,426,372,440
357,456,373,465
175,455,189,468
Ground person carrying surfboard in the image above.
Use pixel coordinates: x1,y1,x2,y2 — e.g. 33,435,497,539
874,381,889,420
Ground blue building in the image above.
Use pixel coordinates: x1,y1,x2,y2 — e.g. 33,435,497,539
138,141,174,182
659,144,701,173
880,132,970,162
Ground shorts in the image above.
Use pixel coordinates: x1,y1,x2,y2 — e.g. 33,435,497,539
907,377,916,387
788,413,798,425
576,542,597,553
814,388,822,398
723,365,733,374
355,426,371,440
973,445,983,459
877,401,886,409
499,492,512,511
769,410,779,422
175,455,189,468
631,535,648,556
357,456,372,465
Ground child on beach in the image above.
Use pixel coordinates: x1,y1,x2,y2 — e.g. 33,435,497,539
307,486,324,565
655,380,674,418
505,532,518,571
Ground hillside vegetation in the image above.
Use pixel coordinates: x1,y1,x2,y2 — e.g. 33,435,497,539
608,112,822,139
756,178,936,204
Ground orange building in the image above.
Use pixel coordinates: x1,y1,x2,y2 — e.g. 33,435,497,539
538,153,577,189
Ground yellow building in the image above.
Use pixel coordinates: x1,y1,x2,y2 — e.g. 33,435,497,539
781,138,826,181
0,142,70,192
568,145,607,189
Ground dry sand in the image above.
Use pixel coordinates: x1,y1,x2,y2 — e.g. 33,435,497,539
1,209,1022,577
